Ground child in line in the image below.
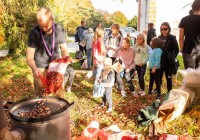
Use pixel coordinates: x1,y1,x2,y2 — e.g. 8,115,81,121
115,37,136,97
98,57,115,113
126,33,134,46
92,28,106,97
134,33,149,96
105,23,123,63
148,37,163,98
105,23,123,97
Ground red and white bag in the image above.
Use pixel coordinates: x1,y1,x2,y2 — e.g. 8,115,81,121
98,125,138,140
40,56,72,94
76,118,99,140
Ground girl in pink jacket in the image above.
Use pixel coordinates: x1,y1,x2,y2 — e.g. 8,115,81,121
115,37,136,97
92,28,106,97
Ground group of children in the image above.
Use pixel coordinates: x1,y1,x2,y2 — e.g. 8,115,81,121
91,24,163,113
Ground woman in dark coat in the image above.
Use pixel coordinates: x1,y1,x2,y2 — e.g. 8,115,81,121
158,22,179,93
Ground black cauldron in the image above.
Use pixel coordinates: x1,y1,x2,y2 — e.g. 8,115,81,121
9,96,74,140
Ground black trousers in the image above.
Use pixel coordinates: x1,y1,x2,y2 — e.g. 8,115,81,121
79,44,86,64
160,66,172,93
149,68,161,95
136,64,147,91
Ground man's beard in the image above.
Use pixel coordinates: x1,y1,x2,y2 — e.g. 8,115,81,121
44,26,52,34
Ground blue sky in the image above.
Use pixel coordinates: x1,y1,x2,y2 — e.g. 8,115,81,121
91,0,138,20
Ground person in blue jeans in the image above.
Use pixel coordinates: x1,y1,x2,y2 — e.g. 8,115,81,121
148,37,163,98
82,28,94,70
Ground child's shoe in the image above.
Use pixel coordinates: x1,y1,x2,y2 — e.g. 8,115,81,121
66,86,71,93
98,103,105,109
106,108,112,113
153,89,158,94
156,94,161,99
148,91,152,95
140,91,146,96
114,83,119,90
132,91,139,97
121,91,127,98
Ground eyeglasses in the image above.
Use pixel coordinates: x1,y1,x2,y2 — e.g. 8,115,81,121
160,28,168,31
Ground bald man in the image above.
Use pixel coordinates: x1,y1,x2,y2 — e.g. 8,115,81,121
26,7,73,96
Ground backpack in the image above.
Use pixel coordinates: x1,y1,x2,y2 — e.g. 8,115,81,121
75,51,83,59
75,27,81,42
74,32,79,42
75,26,84,42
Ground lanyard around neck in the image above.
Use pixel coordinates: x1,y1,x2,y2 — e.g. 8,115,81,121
40,23,55,61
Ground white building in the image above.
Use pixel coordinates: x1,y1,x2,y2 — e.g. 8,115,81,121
137,0,192,38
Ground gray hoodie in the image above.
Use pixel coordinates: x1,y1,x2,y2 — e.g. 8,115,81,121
83,32,94,50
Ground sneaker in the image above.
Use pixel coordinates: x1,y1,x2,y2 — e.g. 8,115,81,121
66,87,71,93
132,91,139,97
156,94,161,99
140,91,146,96
148,91,152,95
153,89,158,94
114,83,119,90
86,71,93,79
106,108,112,113
98,104,105,109
137,90,142,95
121,91,127,98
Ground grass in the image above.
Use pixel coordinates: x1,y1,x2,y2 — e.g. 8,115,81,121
0,54,199,139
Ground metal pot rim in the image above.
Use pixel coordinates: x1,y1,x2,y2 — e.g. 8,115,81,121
8,96,74,122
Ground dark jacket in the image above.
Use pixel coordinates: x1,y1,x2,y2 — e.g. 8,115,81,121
159,34,179,74
147,28,156,45
75,26,87,42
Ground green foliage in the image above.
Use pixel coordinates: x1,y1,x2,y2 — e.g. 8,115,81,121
6,23,25,57
0,1,6,46
111,11,128,26
128,16,138,30
1,0,39,57
69,52,81,70
177,55,184,70
48,0,94,34
87,10,113,29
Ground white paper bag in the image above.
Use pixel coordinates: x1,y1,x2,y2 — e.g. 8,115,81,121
86,71,93,79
